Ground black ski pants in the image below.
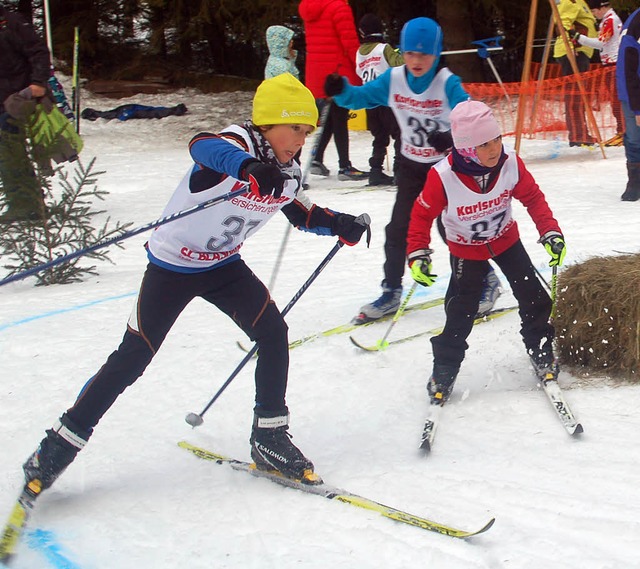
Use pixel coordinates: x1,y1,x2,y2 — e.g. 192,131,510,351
366,106,400,172
66,260,290,432
383,156,433,288
431,240,553,367
314,99,351,169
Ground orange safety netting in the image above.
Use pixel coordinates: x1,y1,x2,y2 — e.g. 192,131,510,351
464,64,623,144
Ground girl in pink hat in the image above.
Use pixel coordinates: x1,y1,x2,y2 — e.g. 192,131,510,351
406,100,567,406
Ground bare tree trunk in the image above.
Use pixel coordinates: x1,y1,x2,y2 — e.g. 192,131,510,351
437,0,484,82
17,0,34,23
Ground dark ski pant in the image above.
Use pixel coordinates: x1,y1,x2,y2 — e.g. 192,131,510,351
383,156,433,288
557,53,591,143
66,260,289,432
431,240,553,367
366,106,400,171
314,99,351,169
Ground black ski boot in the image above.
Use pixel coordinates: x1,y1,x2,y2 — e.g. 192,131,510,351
250,412,321,484
368,167,395,186
427,364,460,405
23,413,91,492
528,345,558,381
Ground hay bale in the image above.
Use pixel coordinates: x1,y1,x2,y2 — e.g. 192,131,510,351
554,254,640,380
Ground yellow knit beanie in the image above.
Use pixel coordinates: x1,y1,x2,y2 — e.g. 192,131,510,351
252,73,318,128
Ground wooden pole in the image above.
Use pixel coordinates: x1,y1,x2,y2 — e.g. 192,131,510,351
528,17,556,137
547,0,606,158
515,0,539,153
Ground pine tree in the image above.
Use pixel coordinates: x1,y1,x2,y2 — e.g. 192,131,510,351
0,158,132,286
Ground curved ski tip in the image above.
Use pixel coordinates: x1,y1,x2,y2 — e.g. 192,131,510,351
571,423,584,436
349,336,378,351
475,517,496,536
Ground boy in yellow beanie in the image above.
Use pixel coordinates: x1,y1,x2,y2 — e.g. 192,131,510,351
19,73,370,498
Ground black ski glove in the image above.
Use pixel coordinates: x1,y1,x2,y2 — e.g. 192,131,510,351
241,159,285,199
427,130,453,153
332,213,372,246
324,73,345,97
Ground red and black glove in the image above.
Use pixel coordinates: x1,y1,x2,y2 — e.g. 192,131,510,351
241,159,285,198
331,213,371,246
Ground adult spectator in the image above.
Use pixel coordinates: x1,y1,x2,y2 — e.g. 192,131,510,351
553,0,597,147
298,0,368,181
0,4,51,222
616,7,640,201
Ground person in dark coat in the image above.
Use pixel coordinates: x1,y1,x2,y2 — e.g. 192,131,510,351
0,4,51,222
616,7,640,201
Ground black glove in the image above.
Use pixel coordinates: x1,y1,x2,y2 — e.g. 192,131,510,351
331,212,371,246
566,28,581,46
427,130,453,153
324,73,345,97
241,159,285,199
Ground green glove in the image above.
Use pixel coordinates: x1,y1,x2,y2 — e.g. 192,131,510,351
540,231,566,267
408,248,437,287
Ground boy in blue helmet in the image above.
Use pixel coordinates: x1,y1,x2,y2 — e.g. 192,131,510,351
326,17,501,322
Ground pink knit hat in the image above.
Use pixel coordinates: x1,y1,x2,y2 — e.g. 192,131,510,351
450,100,501,149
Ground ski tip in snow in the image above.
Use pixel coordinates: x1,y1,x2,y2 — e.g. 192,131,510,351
569,423,584,436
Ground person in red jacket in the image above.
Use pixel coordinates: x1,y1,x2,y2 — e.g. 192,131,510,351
298,0,368,180
406,100,567,405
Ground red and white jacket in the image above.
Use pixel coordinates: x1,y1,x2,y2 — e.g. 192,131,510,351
578,8,622,65
407,150,562,261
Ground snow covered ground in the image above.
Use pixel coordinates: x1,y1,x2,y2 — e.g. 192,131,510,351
1,84,640,569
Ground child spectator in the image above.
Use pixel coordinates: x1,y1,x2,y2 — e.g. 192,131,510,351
355,13,402,186
406,100,566,404
265,25,300,80
570,0,624,145
19,74,370,495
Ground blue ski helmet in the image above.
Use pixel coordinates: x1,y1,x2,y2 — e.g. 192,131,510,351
400,17,443,56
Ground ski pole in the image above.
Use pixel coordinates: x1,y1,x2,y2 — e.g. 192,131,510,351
0,186,248,288
185,213,371,427
267,99,333,291
374,282,418,350
533,265,551,293
550,265,558,319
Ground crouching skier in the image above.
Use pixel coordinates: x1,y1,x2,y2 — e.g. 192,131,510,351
22,73,371,497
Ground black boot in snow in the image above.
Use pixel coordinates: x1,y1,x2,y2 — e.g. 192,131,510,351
427,364,460,405
23,413,91,491
621,162,640,202
368,167,395,186
250,412,321,484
